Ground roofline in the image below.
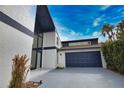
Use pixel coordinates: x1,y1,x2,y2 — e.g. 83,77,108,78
46,6,62,42
36,5,55,33
62,38,98,43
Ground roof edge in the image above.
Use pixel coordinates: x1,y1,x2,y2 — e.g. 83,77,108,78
62,38,98,43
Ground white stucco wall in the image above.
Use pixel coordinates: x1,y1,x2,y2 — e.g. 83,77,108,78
42,31,61,69
43,32,56,47
100,50,107,68
58,48,106,68
43,31,62,48
42,49,57,69
0,6,36,87
55,31,62,48
0,5,36,32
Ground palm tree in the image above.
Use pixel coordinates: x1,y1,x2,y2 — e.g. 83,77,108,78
101,23,114,41
116,20,124,40
117,20,124,33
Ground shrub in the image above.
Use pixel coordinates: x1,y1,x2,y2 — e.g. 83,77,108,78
102,39,124,74
56,66,64,69
9,54,30,88
102,42,117,70
9,54,42,88
112,40,124,73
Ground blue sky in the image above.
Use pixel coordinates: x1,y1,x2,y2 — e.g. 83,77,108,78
48,5,124,42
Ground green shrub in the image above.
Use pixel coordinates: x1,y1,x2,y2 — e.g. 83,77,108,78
102,39,124,74
112,40,124,73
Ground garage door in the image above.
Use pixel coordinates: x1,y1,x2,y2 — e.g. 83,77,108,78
66,51,102,67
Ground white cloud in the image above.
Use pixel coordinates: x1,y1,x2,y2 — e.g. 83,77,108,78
98,36,108,43
60,28,84,41
116,8,124,13
93,17,102,27
54,20,85,41
92,31,108,42
92,31,101,37
86,28,90,33
54,19,107,42
101,5,111,10
59,35,69,41
121,11,124,14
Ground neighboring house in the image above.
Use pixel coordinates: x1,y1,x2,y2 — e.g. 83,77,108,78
0,5,106,87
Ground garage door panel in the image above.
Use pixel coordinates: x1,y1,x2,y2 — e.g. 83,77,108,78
66,51,102,67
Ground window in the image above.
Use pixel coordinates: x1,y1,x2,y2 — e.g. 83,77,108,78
69,41,91,46
57,37,59,46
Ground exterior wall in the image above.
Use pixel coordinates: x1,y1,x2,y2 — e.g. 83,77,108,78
43,32,56,47
58,48,106,68
0,6,36,87
100,50,107,68
58,51,66,68
55,31,62,48
42,49,57,68
43,31,62,48
1,5,36,31
42,31,61,68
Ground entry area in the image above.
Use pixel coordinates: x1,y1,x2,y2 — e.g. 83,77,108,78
66,51,102,67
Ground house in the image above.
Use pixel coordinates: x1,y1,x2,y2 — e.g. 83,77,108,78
0,5,106,87
58,38,106,68
31,6,106,69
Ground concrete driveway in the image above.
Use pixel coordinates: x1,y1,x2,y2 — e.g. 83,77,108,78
30,68,124,88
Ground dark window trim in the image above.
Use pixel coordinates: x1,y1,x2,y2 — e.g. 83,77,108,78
59,47,101,51
62,38,98,43
33,46,58,50
0,11,34,38
33,47,43,50
43,46,58,50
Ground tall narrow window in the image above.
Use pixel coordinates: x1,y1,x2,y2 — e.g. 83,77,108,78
57,37,59,46
31,34,43,70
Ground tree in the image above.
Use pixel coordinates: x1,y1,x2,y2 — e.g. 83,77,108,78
116,20,124,40
101,20,124,42
101,23,115,41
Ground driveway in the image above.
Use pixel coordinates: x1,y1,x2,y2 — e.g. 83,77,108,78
30,68,124,88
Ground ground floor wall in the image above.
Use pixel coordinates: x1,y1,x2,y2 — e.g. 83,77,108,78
58,48,106,68
42,49,57,69
0,22,34,87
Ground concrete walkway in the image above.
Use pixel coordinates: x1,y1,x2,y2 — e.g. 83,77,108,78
30,68,124,88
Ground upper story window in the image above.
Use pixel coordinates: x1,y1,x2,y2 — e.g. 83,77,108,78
69,41,91,47
62,38,98,47
32,34,43,48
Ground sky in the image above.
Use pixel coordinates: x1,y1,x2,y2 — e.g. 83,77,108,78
48,5,124,42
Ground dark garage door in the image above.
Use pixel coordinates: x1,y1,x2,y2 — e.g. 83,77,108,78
66,51,102,67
